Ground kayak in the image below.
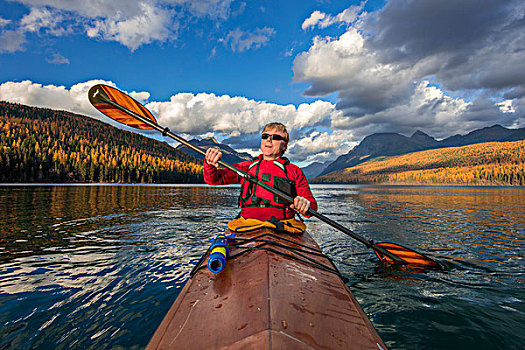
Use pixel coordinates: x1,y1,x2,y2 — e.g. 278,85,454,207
146,228,386,349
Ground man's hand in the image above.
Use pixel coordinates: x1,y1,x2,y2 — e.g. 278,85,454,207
205,148,222,168
290,196,310,214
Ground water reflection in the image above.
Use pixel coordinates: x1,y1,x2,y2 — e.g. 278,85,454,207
0,185,241,349
0,184,524,349
309,185,524,271
308,185,524,349
0,185,240,261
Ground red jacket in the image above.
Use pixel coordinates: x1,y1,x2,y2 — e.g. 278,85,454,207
204,155,317,221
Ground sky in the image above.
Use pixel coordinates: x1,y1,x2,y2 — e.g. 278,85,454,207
0,0,524,165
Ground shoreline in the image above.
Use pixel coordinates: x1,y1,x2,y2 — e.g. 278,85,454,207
1,182,524,189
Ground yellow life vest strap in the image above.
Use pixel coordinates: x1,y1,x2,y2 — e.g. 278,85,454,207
227,216,306,235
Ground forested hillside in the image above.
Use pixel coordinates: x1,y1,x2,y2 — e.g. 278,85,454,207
319,125,525,176
314,140,525,185
0,102,204,183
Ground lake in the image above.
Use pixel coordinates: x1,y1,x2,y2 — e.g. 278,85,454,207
0,184,524,349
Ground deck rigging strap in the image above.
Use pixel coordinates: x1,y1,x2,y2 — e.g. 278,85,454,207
190,232,346,280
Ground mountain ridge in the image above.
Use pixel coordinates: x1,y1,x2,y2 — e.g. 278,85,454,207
317,124,525,177
313,139,525,185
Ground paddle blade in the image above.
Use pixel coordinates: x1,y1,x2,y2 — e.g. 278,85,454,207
88,84,157,129
374,242,442,269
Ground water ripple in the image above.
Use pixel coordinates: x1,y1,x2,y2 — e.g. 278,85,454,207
1,185,524,349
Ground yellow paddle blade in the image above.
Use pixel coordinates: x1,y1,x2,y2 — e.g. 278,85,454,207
374,242,442,269
88,84,157,129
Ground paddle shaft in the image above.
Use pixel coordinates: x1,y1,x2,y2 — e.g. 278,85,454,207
98,95,405,263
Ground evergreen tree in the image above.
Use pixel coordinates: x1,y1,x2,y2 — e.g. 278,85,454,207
0,102,204,183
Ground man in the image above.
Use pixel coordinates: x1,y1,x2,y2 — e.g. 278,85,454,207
204,122,317,222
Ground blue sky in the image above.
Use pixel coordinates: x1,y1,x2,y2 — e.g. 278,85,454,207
0,0,361,105
1,0,524,165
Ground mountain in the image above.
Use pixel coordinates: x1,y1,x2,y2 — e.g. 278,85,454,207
319,125,525,176
440,124,525,147
176,137,253,164
321,132,430,176
301,161,332,179
314,139,525,186
410,130,439,147
0,101,204,183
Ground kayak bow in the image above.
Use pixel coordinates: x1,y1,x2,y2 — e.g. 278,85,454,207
146,228,387,349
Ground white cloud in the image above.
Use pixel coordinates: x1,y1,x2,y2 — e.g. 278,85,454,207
147,91,356,162
302,11,327,31
0,80,354,163
0,18,11,27
182,0,234,19
129,91,151,105
0,80,116,119
46,52,70,64
294,0,525,139
21,7,72,36
86,3,175,50
145,91,354,162
7,0,142,18
330,81,472,139
295,100,341,127
497,100,516,114
224,27,275,52
287,130,357,163
235,148,259,158
302,3,364,30
5,0,236,51
284,48,294,57
0,30,26,53
10,0,233,19
336,4,364,24
295,27,410,112
147,92,295,135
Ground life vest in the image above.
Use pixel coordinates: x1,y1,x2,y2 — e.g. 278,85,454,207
238,156,296,219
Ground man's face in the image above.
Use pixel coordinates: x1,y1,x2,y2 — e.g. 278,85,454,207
260,127,287,160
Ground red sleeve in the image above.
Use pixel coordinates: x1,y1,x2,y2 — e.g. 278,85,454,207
288,164,317,216
203,161,250,185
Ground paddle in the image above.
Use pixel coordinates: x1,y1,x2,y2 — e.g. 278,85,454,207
88,84,442,269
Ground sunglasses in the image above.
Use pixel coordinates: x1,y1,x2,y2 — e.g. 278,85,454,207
261,133,286,141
